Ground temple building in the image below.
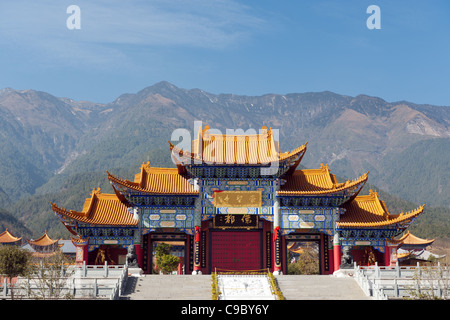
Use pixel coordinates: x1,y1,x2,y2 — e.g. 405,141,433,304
0,229,23,246
51,125,425,274
0,229,76,260
388,231,444,265
25,231,64,258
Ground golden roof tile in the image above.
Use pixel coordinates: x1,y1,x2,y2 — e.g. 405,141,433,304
278,164,368,195
0,229,22,244
387,231,435,246
337,190,425,228
51,188,137,226
170,125,307,166
27,231,60,247
108,163,198,195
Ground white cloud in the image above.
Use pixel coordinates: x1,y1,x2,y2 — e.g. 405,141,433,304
86,0,262,48
0,0,264,68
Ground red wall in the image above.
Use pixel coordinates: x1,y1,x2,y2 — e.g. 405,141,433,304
88,245,127,265
351,246,384,266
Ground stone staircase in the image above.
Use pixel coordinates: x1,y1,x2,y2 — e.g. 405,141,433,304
120,275,212,300
120,274,371,300
274,275,372,300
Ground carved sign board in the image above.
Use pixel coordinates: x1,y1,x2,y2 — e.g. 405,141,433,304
213,191,262,208
213,214,259,230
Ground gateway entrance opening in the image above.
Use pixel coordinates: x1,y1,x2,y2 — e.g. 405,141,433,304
286,235,321,275
149,234,187,274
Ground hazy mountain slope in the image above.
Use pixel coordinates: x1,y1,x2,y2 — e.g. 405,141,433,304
377,138,450,207
2,82,449,208
0,206,33,239
0,88,107,202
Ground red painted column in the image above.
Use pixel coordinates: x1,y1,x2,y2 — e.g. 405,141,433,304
328,248,334,274
333,233,341,272
384,245,391,266
273,226,282,274
178,262,182,275
83,244,89,264
193,225,202,274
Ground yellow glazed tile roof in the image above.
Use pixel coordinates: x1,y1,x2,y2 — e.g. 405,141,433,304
170,125,307,166
0,229,22,243
278,163,368,195
51,188,137,226
387,231,435,246
195,125,278,164
27,231,60,247
337,190,425,228
108,162,198,195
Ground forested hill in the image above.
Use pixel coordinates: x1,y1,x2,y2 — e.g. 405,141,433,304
0,82,448,239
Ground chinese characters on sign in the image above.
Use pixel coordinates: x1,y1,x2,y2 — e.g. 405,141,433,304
213,214,259,230
213,191,262,208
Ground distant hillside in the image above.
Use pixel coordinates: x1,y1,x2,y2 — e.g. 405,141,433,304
0,81,448,238
0,206,32,238
0,88,107,204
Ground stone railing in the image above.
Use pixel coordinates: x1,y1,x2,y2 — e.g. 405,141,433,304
354,262,449,300
1,262,128,300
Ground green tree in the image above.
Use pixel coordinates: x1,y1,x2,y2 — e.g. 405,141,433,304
0,245,32,299
154,243,180,274
155,242,171,259
288,249,319,275
159,254,180,274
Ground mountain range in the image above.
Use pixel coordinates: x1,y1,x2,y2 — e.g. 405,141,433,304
0,81,448,239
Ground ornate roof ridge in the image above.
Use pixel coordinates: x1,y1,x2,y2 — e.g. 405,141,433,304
51,190,137,226
198,125,273,138
108,170,198,195
337,190,425,228
169,124,307,167
169,140,308,165
0,229,22,243
279,142,308,162
27,231,60,247
387,230,435,246
278,170,368,195
134,162,179,187
83,187,102,216
71,235,89,246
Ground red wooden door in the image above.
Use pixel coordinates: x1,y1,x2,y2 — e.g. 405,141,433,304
211,231,261,272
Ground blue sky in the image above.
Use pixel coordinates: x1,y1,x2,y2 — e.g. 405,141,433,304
0,0,449,105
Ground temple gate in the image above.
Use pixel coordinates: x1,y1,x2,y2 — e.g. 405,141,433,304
52,125,425,275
